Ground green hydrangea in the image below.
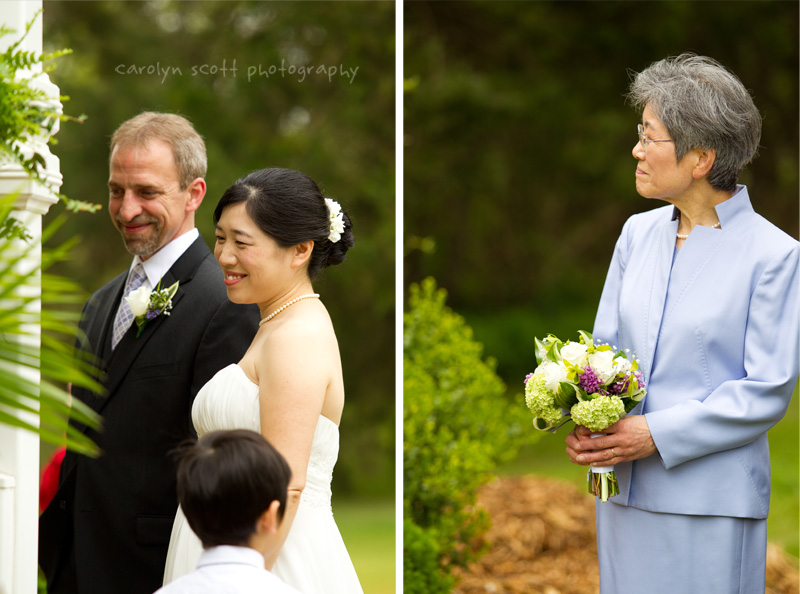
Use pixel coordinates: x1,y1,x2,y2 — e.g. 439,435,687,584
570,395,625,431
524,373,563,427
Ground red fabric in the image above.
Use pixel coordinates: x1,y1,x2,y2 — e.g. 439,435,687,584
40,447,66,512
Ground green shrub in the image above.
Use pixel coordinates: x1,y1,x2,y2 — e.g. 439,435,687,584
403,278,529,592
402,517,454,594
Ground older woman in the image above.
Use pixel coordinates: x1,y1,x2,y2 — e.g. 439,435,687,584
566,54,799,593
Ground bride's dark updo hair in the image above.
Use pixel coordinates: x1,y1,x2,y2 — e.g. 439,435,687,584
213,168,354,280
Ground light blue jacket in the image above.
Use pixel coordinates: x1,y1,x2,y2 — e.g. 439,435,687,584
594,186,799,519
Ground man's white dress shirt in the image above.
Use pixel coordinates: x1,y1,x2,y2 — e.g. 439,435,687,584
126,228,200,291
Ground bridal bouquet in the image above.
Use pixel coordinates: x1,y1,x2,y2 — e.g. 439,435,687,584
524,330,646,502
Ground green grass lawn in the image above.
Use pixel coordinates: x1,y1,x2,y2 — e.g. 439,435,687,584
335,497,396,594
502,384,799,562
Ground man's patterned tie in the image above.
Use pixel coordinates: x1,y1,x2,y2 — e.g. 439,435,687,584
111,263,146,350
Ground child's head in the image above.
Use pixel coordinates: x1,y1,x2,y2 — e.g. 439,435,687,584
177,429,291,549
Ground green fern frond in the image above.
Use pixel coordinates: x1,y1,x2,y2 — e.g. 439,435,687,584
0,10,98,212
0,11,103,455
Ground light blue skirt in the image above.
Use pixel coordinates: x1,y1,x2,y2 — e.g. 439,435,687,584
596,501,766,594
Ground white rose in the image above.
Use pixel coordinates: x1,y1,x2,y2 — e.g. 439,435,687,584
613,356,632,375
125,286,152,317
588,350,616,383
560,342,588,367
537,360,568,394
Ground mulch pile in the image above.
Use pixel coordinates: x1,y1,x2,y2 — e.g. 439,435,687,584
452,475,799,594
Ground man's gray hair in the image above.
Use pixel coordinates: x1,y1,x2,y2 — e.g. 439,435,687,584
111,112,207,190
627,53,761,193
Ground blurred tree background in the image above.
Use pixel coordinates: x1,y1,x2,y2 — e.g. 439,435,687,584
405,0,798,396
405,0,799,561
42,1,394,500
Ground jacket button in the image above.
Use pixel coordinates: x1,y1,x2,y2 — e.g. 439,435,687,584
59,500,67,510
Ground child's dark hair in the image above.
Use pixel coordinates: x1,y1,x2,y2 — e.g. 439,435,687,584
177,429,291,548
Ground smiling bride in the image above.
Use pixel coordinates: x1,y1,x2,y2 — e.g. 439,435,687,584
162,167,363,593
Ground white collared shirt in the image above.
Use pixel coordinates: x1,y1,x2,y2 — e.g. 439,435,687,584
124,228,200,291
155,546,301,594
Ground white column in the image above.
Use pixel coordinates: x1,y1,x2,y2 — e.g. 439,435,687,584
0,2,62,593
0,473,17,594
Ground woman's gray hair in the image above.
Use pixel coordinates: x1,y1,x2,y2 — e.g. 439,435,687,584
627,53,761,193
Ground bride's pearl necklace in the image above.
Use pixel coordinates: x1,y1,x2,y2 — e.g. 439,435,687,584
259,293,320,326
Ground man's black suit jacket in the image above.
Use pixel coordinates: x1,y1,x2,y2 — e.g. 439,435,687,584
39,236,260,594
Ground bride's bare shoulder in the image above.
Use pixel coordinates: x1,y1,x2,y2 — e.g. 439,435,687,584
252,304,340,385
263,304,338,350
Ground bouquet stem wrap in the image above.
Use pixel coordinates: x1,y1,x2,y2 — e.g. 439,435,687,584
588,433,618,502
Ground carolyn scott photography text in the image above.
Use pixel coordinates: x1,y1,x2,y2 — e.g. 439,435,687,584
115,59,359,84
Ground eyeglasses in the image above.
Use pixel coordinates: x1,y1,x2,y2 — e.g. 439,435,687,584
637,124,673,150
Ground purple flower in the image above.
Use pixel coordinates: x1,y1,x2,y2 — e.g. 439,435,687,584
146,309,160,320
607,375,630,395
578,366,602,394
524,372,534,385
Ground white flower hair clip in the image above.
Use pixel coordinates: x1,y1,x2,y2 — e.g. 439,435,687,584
325,197,345,243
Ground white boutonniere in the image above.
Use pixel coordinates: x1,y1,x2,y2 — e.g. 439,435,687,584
124,280,179,337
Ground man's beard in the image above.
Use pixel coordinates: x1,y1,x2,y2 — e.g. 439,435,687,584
117,218,162,257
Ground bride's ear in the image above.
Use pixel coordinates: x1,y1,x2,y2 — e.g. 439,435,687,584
290,241,314,269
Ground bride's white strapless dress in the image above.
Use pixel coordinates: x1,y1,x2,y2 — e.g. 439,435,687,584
163,364,364,593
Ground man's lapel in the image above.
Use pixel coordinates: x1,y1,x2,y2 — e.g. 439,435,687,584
88,237,210,417
98,279,186,404
76,274,126,417
99,275,125,361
